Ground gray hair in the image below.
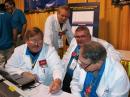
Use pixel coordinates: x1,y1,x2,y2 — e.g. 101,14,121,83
81,41,107,63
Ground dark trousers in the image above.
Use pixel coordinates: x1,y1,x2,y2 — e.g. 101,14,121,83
62,73,72,93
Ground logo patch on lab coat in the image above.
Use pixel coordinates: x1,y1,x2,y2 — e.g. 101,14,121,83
72,52,77,57
39,60,47,68
71,51,79,60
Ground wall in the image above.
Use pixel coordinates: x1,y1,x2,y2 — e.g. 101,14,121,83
5,0,130,50
0,0,4,4
99,0,130,50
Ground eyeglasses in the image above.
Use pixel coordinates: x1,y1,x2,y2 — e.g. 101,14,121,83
74,35,87,39
28,40,43,45
77,58,92,69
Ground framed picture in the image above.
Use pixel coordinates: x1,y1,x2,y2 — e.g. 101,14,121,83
69,2,100,37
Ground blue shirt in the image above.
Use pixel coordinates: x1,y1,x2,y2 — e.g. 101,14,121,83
11,9,27,33
0,11,13,49
80,61,106,97
25,47,40,64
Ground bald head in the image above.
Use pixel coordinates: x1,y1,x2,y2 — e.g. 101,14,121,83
57,6,70,13
57,6,70,23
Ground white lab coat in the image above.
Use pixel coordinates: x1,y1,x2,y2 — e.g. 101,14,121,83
44,13,74,50
5,43,64,86
62,37,122,76
70,56,130,97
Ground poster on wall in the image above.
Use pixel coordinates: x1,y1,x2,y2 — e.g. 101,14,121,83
72,11,94,24
24,0,67,12
69,3,100,37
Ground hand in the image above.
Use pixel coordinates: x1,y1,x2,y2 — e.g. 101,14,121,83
21,72,37,81
49,79,61,94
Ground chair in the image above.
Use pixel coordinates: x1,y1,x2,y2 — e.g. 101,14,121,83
118,50,130,79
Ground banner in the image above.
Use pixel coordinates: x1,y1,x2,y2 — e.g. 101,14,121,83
24,0,67,12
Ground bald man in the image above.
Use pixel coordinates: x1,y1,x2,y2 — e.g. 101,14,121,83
44,6,74,57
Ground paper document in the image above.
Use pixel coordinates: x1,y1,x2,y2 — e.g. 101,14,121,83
26,84,76,97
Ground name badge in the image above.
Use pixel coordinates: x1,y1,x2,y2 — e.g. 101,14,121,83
39,60,47,68
58,38,63,48
69,59,77,70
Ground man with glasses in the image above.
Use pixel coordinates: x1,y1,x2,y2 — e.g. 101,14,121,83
70,41,129,97
5,27,64,93
62,26,121,93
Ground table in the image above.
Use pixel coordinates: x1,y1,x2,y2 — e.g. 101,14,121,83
25,84,77,97
2,80,77,97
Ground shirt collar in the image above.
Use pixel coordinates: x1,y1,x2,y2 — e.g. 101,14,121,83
26,47,40,60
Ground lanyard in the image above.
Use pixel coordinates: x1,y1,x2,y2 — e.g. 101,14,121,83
30,57,38,70
66,45,79,76
80,60,106,97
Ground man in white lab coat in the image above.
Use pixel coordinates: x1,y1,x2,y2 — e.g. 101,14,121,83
62,26,121,93
70,41,129,97
5,27,64,93
44,6,74,57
